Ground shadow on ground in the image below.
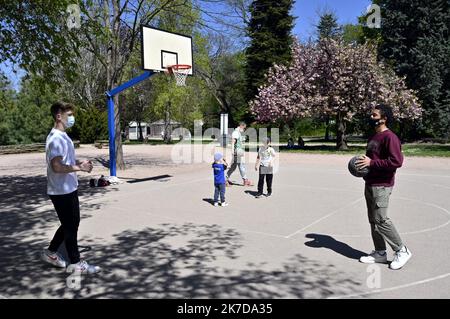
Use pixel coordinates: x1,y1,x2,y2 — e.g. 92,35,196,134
0,220,364,298
0,175,363,299
244,190,261,197
305,233,366,260
0,174,116,298
0,174,115,215
202,198,215,206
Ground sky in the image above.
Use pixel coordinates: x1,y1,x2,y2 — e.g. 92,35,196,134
1,0,372,91
293,0,372,41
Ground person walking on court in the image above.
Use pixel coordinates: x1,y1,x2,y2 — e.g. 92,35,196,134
255,137,276,198
226,122,252,187
212,153,228,207
42,101,100,274
356,104,412,270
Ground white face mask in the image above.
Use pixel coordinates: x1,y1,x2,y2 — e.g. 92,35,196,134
65,115,75,128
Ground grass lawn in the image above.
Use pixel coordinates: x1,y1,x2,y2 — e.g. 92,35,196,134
278,143,450,157
402,144,450,157
124,138,450,157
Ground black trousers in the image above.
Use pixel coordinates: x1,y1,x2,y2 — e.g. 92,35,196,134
48,190,80,264
257,166,273,194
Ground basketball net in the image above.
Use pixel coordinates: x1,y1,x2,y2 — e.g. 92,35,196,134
168,64,191,86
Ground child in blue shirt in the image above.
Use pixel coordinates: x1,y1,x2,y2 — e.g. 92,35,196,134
212,153,229,207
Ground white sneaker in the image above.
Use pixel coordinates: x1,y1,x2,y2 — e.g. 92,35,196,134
66,260,101,274
220,202,229,207
389,246,412,270
359,250,388,264
214,202,219,207
41,249,67,268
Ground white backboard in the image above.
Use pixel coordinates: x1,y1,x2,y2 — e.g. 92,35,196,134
141,26,193,75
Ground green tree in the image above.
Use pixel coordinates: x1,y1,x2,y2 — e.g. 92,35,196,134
196,33,247,127
16,76,58,143
0,73,16,145
341,24,365,45
317,12,341,40
0,0,80,84
0,74,57,145
0,76,51,144
122,78,158,142
245,0,295,110
78,0,199,169
70,107,108,143
316,11,341,141
151,74,205,142
116,0,207,143
370,0,450,140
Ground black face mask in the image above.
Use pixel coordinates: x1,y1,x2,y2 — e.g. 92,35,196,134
369,118,382,128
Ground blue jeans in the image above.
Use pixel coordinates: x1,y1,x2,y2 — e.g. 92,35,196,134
227,154,247,180
214,183,226,203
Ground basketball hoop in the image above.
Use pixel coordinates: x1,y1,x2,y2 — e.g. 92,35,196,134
167,64,191,86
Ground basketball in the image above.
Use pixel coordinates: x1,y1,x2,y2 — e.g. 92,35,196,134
348,155,370,178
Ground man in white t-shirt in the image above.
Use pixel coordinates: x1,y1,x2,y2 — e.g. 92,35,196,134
226,122,252,186
42,101,100,274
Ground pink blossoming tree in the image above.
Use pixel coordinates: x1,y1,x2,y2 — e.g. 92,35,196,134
250,39,422,150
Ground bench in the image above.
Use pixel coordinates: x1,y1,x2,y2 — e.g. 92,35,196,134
94,140,109,149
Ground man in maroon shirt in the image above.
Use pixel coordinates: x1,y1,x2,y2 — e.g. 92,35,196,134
356,104,412,270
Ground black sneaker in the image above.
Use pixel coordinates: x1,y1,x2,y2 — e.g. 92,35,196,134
266,192,272,197
255,193,263,198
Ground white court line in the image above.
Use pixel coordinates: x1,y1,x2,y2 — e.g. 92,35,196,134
86,171,450,298
97,196,450,299
24,177,450,240
329,272,450,299
400,173,450,178
320,197,450,238
401,178,450,190
284,197,365,239
387,197,450,235
278,183,360,194
81,180,450,239
227,228,286,239
278,167,450,179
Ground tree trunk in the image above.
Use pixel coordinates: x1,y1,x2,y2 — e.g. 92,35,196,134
215,92,236,128
163,102,172,143
324,115,330,141
138,121,143,142
336,112,348,150
114,93,125,169
399,121,405,143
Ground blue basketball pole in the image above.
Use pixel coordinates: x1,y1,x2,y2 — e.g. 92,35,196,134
106,94,116,176
106,71,155,176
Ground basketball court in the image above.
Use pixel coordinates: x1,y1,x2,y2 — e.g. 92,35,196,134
0,146,449,299
1,26,449,300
